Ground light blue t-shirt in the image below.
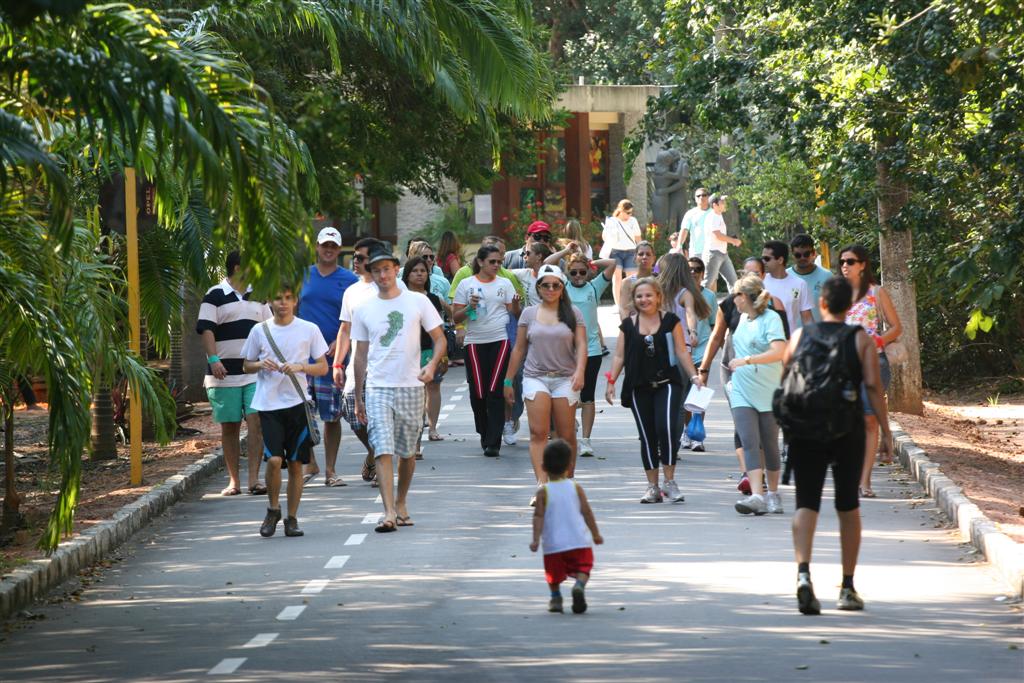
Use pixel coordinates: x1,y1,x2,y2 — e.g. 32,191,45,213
567,273,611,357
692,287,719,365
787,265,833,322
682,207,711,256
730,311,786,412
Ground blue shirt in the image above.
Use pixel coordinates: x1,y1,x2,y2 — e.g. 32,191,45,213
299,264,359,357
692,287,719,365
787,265,833,322
567,273,611,356
730,311,786,412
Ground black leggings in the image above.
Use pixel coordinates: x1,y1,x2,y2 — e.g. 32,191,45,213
790,431,866,512
579,355,603,403
628,383,683,471
465,340,511,450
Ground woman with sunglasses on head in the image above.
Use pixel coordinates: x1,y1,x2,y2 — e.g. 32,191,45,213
565,253,617,457
840,244,902,498
617,241,657,320
727,275,788,516
606,278,702,504
453,245,520,457
402,256,451,449
601,199,643,307
504,265,587,490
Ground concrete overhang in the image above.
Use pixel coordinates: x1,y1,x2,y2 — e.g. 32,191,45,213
556,85,667,114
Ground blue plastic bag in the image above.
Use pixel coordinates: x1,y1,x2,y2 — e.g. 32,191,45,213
686,412,706,442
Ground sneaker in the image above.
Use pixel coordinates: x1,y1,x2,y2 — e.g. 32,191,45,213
571,584,587,614
797,574,821,615
578,438,594,457
735,494,767,515
766,491,784,514
679,435,693,450
640,485,663,504
502,420,516,445
484,446,500,458
548,595,564,613
283,516,304,537
259,507,282,537
691,442,705,453
737,474,752,496
837,587,865,611
661,479,685,503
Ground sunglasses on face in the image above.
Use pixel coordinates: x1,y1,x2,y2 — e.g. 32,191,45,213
568,269,588,277
422,253,436,260
539,282,563,291
484,258,501,265
353,254,367,262
793,250,813,259
761,255,777,262
840,258,862,266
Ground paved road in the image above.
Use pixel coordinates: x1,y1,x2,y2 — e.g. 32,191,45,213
2,307,1022,681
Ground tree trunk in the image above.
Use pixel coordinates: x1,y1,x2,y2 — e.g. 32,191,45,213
90,386,118,460
876,137,924,415
1,396,21,533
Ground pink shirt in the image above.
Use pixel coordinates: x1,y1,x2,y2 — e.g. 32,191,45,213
846,285,882,352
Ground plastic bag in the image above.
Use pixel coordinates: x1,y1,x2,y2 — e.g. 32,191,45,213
686,412,706,442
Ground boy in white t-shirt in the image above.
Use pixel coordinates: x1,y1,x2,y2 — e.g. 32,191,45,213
762,239,814,332
242,284,329,538
352,242,445,533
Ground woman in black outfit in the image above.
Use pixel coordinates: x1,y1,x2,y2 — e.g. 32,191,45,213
605,278,702,504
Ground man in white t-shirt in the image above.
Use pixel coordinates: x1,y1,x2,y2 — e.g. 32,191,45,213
702,194,742,293
674,187,711,257
762,239,814,332
787,234,834,323
241,284,329,538
352,242,445,533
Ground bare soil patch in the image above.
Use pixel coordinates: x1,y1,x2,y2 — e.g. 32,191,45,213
893,389,1024,544
0,405,220,576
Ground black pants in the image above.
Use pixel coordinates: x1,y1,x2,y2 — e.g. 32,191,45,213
465,340,511,450
628,383,683,470
790,431,865,512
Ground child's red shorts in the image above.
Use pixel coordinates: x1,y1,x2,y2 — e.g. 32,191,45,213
543,547,594,585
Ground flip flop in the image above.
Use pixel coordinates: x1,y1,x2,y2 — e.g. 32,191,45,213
428,431,444,441
859,486,877,498
396,516,414,527
325,476,347,487
374,519,397,533
415,452,424,461
220,486,242,496
361,461,375,482
247,482,268,495
302,472,318,485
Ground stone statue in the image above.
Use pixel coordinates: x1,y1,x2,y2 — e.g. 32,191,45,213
650,148,688,233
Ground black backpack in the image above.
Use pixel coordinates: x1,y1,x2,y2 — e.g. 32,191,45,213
772,324,861,440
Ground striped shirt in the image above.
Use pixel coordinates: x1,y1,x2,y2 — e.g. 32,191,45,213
195,280,272,388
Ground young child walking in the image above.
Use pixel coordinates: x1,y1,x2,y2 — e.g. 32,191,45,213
529,439,603,613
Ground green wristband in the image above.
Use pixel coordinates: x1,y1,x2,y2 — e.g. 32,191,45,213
503,378,513,387
207,355,220,363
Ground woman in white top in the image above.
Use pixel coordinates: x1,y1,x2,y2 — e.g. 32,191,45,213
601,199,643,307
453,244,520,457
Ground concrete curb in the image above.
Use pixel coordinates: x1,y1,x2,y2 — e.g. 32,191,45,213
0,449,224,620
891,419,1024,597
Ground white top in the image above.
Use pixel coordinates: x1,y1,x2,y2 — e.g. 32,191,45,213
763,271,813,332
241,318,329,412
509,268,541,306
541,479,592,555
602,215,642,251
702,212,730,254
453,275,515,344
350,290,443,388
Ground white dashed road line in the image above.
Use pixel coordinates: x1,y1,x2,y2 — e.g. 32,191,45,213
209,658,246,675
324,555,350,569
345,533,367,546
301,579,330,595
361,512,382,524
276,605,306,621
441,403,456,411
242,633,279,648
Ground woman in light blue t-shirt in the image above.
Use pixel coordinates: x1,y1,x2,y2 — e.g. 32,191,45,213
726,274,787,516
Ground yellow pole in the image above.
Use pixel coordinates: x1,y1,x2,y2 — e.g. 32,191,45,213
125,168,143,486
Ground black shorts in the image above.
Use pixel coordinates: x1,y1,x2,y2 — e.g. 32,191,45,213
260,403,313,465
580,355,603,403
789,430,866,513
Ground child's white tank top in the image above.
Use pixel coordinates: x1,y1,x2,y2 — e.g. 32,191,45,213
542,479,592,554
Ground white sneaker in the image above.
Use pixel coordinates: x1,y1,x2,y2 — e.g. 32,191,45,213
661,479,685,503
735,493,767,515
766,491,784,514
502,420,516,445
578,438,594,457
640,485,663,504
679,435,693,450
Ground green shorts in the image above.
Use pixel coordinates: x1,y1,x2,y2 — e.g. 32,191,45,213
207,384,258,423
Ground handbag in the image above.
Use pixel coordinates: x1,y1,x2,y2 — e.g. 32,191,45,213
876,295,908,365
261,322,322,446
444,322,462,361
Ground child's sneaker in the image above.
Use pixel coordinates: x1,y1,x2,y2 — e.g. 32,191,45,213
548,595,564,613
571,584,587,614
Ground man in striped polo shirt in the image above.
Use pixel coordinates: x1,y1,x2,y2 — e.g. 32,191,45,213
196,250,272,496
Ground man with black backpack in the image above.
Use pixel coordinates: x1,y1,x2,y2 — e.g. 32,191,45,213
775,276,892,615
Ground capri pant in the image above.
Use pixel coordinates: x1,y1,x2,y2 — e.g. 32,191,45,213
790,430,866,512
732,406,781,473
629,383,683,471
579,355,603,403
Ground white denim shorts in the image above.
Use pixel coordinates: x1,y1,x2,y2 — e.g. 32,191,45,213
522,374,579,405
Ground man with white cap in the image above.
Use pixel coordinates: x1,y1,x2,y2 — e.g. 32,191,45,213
298,227,358,486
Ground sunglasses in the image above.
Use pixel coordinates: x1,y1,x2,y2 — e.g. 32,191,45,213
532,233,551,242
422,253,436,260
793,250,813,259
539,282,563,291
761,255,778,262
643,334,656,357
568,269,588,276
484,258,501,265
353,254,367,262
839,258,862,266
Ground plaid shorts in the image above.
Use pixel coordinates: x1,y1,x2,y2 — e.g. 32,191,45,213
340,387,366,432
308,373,343,422
366,386,424,459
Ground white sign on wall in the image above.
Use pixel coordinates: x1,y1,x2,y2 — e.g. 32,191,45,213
473,194,492,225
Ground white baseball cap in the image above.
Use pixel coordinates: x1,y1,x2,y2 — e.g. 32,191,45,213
317,227,342,245
536,263,567,285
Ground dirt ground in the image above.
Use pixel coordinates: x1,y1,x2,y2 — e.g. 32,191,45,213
892,389,1024,544
0,405,221,576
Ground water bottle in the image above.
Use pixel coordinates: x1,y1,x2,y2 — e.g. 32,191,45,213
466,287,480,321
